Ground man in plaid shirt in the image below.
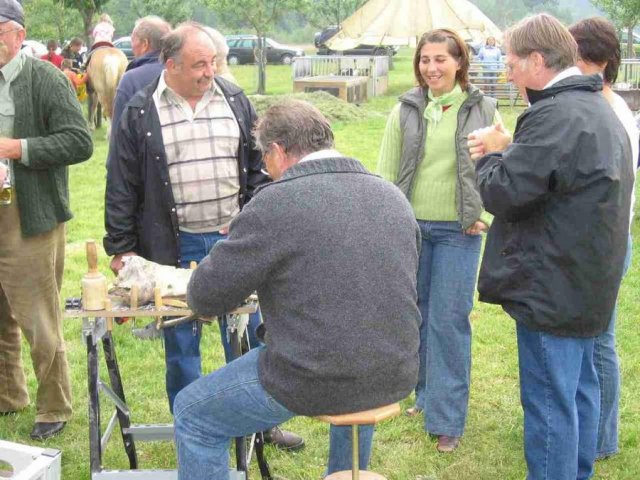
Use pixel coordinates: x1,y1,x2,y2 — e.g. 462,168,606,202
105,22,304,450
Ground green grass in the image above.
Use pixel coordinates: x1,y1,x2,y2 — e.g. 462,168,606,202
1,48,639,480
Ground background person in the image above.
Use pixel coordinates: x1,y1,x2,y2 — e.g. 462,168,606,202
469,13,633,479
40,39,63,68
61,37,84,70
175,99,420,479
92,12,115,48
569,16,639,460
476,36,501,95
377,28,500,453
0,0,93,440
61,58,88,101
111,16,171,150
104,22,303,450
204,26,237,85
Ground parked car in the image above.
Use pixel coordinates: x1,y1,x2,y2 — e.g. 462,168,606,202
314,26,398,56
226,35,304,65
113,36,134,61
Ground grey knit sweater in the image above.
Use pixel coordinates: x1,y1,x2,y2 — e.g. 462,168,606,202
188,157,421,416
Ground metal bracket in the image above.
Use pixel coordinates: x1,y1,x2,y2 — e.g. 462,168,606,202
82,317,107,346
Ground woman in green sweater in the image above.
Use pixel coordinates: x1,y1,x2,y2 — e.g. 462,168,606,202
377,29,500,453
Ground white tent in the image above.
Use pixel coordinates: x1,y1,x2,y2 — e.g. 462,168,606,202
326,0,502,50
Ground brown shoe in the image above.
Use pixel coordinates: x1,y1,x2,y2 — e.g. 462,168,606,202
436,435,459,453
263,426,305,451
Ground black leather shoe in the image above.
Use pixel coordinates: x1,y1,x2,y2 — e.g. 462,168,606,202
30,421,66,440
263,426,305,451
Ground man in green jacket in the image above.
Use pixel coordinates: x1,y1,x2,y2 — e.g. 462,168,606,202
0,0,93,440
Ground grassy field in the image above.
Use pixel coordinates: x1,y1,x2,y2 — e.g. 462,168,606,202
1,49,638,480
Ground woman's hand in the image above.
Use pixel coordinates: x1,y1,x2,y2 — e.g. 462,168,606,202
465,221,487,235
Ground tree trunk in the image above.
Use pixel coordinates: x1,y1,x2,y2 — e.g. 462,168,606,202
627,26,635,59
83,8,95,47
256,35,267,95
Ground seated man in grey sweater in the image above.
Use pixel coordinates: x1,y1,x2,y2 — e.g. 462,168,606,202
174,99,421,479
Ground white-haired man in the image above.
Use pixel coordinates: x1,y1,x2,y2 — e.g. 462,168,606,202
0,0,93,440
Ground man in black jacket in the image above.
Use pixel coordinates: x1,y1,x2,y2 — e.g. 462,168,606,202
111,15,171,126
468,13,632,480
104,22,302,449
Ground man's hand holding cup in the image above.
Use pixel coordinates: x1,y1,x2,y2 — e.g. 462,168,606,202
467,124,512,161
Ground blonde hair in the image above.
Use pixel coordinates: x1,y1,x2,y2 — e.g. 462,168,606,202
202,27,237,83
99,13,113,25
504,13,576,72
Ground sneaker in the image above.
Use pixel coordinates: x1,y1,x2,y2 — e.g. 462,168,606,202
263,426,305,451
436,435,460,453
132,320,163,340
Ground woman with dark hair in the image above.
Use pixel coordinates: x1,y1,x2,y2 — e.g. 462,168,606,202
569,16,638,460
377,28,501,452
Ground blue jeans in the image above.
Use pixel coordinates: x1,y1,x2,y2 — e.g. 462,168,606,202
414,221,481,437
595,234,632,458
174,347,374,479
517,323,599,480
164,231,261,412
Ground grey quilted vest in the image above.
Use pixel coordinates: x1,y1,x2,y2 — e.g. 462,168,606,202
396,84,496,229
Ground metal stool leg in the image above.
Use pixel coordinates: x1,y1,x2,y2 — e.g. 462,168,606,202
352,424,359,480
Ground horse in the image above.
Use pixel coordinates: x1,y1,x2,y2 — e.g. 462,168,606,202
86,47,128,138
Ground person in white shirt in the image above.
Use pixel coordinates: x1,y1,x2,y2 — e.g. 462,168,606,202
569,16,638,461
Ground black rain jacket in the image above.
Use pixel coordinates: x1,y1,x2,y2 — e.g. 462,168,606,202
475,74,633,337
104,76,269,266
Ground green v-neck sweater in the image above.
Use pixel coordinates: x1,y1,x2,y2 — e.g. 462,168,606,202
378,92,496,226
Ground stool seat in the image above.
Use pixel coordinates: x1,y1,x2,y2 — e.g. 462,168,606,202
317,403,401,426
325,471,387,480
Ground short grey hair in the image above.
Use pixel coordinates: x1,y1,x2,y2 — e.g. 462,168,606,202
160,21,214,65
505,13,577,72
254,100,334,158
133,16,171,52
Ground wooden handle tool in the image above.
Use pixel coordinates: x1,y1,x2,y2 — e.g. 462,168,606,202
82,240,107,311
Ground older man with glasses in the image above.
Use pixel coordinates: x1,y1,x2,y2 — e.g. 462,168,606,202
0,0,93,440
468,13,633,480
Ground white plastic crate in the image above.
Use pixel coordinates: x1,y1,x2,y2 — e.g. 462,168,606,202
0,440,61,480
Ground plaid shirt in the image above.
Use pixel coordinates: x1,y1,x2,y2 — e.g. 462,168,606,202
153,73,240,233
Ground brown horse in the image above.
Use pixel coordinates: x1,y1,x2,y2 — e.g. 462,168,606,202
86,47,128,137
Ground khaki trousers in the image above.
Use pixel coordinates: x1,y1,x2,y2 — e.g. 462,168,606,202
0,200,72,423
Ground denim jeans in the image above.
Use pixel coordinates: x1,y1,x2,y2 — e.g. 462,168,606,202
174,347,374,479
594,234,632,458
164,230,261,412
517,322,599,480
413,221,482,437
